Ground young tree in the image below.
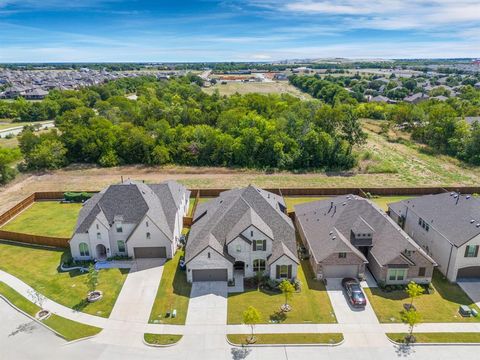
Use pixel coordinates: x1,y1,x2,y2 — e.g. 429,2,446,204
401,309,422,343
242,306,261,344
405,281,425,309
86,264,99,293
279,280,295,311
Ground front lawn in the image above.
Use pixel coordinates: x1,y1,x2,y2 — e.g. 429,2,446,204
365,270,480,323
149,249,191,325
227,333,343,345
0,241,128,317
144,333,182,345
0,282,102,341
1,201,82,238
387,332,480,344
227,260,336,324
370,196,413,211
284,196,330,212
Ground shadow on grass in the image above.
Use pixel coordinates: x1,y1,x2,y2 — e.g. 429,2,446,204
172,261,191,298
72,298,89,312
432,270,475,306
269,310,287,323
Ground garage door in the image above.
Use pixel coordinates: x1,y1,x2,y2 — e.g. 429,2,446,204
133,247,166,258
192,269,228,282
457,266,480,279
323,265,359,279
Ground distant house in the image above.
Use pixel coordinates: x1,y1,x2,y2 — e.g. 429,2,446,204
475,82,480,89
404,93,429,104
295,195,436,284
464,117,480,126
24,88,49,100
69,180,190,261
431,95,448,102
185,186,298,283
273,73,288,81
370,95,390,103
389,193,480,282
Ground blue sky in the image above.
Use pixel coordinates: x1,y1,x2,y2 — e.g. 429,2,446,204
0,0,479,62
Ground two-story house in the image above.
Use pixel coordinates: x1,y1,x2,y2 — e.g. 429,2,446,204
295,195,436,285
185,186,299,283
389,193,480,282
69,180,190,261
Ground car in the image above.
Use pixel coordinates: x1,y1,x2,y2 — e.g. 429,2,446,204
341,277,367,307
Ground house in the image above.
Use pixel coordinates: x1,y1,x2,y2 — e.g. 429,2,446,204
69,180,190,261
389,193,480,282
185,186,298,283
295,195,435,285
404,93,429,104
24,88,49,100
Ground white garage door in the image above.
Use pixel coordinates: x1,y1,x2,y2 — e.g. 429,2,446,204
323,265,359,279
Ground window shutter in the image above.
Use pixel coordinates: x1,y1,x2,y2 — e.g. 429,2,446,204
475,246,479,257
287,265,292,278
465,246,470,257
276,265,280,279
253,241,257,251
263,240,266,251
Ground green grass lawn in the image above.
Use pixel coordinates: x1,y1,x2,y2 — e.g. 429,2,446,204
0,282,102,341
1,202,83,238
386,333,480,344
228,260,336,324
227,333,343,345
370,196,413,211
365,270,480,323
284,197,330,212
149,249,191,325
0,241,128,317
144,333,182,345
187,197,196,216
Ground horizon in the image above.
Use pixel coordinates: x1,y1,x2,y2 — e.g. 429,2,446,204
0,1,479,62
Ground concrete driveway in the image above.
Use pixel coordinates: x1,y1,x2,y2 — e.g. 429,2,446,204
458,280,480,307
186,281,228,326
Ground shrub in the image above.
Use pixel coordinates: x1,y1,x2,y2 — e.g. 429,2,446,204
64,192,94,202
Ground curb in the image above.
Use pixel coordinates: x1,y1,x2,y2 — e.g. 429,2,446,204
143,335,183,348
0,294,101,343
225,335,345,348
387,336,480,347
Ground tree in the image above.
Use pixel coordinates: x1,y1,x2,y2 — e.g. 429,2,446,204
0,147,20,184
242,306,261,343
86,264,99,293
401,309,422,343
279,279,295,311
405,281,425,309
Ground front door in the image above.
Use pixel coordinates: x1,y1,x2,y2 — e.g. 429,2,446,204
96,244,107,260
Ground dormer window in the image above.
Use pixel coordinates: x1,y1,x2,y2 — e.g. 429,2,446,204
116,223,123,233
146,221,149,227
97,232,101,240
96,224,99,230
146,232,151,239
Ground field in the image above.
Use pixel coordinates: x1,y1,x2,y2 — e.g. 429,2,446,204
1,201,83,237
202,81,312,100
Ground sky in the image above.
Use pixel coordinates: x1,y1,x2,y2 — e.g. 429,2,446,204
0,0,479,62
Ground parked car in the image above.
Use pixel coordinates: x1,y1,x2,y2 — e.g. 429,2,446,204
341,278,367,307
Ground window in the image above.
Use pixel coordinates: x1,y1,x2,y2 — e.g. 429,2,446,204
146,221,149,227
116,223,123,233
418,218,430,232
250,230,254,237
207,252,211,259
388,269,407,281
279,265,289,278
254,240,266,251
338,252,347,258
96,224,99,230
79,243,89,257
465,245,479,258
236,244,241,253
117,241,125,253
96,232,101,240
253,259,266,272
146,232,151,239
418,267,426,277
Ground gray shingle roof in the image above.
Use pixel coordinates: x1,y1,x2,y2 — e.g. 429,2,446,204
295,195,435,266
186,186,297,265
389,193,480,247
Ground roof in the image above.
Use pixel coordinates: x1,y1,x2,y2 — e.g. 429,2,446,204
74,180,189,239
295,195,435,267
388,193,480,247
186,186,297,265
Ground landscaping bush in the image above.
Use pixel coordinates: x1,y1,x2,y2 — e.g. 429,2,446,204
64,192,94,203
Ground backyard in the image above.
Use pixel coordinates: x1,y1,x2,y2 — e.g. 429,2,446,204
227,260,336,324
0,241,128,317
283,196,330,212
365,270,480,323
149,249,191,325
370,196,413,211
1,201,82,238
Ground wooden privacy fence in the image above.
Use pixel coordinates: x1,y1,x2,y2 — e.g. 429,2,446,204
0,230,69,248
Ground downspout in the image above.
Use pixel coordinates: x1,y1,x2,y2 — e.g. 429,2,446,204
445,243,454,281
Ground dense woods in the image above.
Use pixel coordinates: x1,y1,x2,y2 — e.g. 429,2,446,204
10,76,365,171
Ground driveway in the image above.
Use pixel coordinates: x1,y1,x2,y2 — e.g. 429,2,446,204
186,281,228,326
458,280,480,307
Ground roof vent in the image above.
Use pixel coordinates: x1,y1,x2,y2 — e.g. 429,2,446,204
332,236,336,240
470,219,475,224
450,192,454,196
466,195,471,199
342,202,346,206
477,223,480,228
329,231,333,235
454,194,458,198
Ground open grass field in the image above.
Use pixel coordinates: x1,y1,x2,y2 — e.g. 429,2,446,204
144,334,182,346
227,333,343,345
386,332,480,344
0,282,102,341
202,81,313,100
365,271,480,323
1,201,82,238
149,249,191,325
0,241,128,317
227,260,336,324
